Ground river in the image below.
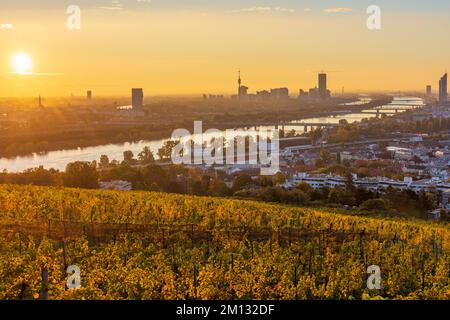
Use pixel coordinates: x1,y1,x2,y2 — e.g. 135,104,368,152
0,96,424,172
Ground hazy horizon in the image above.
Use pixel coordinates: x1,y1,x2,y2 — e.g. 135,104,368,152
1,0,449,96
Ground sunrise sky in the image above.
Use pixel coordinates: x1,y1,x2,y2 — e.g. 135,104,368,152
1,0,449,97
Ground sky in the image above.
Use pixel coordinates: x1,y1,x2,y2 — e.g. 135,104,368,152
0,0,449,97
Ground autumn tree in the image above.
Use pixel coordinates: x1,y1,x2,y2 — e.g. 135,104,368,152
63,161,99,189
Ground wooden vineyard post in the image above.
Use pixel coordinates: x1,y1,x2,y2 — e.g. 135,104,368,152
308,243,314,275
47,219,51,238
421,258,426,291
18,232,22,256
207,233,211,257
18,282,28,300
288,227,292,246
193,265,199,299
172,244,177,273
293,265,298,300
359,230,365,262
318,232,322,256
432,231,438,262
161,228,165,248
40,268,49,300
191,224,194,248
231,254,234,271
203,235,211,264
61,240,68,272
63,220,67,239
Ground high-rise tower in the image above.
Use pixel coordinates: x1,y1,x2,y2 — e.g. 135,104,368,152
439,73,448,103
132,88,144,110
318,73,328,99
237,70,248,100
238,70,242,100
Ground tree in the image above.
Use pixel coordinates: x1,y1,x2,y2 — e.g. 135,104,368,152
320,149,332,164
360,199,388,212
345,172,355,192
141,164,167,190
296,182,314,194
63,161,99,189
123,150,134,164
272,172,287,185
328,187,355,206
418,192,436,212
157,140,179,160
138,146,155,164
100,155,109,168
255,176,273,187
192,181,206,196
210,180,230,197
148,182,162,192
6,166,63,186
232,174,253,192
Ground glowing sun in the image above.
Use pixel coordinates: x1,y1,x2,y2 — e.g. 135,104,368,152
12,53,32,73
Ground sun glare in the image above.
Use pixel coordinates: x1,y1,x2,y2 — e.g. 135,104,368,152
12,53,32,73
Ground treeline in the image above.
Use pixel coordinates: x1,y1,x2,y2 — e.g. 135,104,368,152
327,116,450,144
235,180,439,219
0,163,98,189
0,162,441,220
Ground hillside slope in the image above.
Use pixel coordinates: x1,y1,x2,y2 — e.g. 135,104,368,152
0,185,448,300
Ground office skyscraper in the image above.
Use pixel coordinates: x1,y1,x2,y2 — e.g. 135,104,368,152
426,85,432,96
439,73,447,103
87,90,92,100
318,73,328,99
132,88,144,110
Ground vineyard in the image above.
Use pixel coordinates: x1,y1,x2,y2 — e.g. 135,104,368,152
0,184,448,300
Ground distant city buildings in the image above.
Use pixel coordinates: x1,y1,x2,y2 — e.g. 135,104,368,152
309,87,320,99
116,89,145,115
282,172,450,196
256,90,271,100
87,90,92,100
232,70,289,101
439,73,447,103
299,73,331,100
426,85,432,96
203,94,224,100
270,88,289,99
132,88,144,110
239,85,249,98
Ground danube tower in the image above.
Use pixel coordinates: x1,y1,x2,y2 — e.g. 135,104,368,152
238,70,242,100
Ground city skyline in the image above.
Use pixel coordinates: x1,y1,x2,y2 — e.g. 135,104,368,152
0,0,449,97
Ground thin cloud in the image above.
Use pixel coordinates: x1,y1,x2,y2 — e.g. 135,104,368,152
4,72,67,76
230,7,295,14
0,24,15,29
324,8,353,13
98,0,124,11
